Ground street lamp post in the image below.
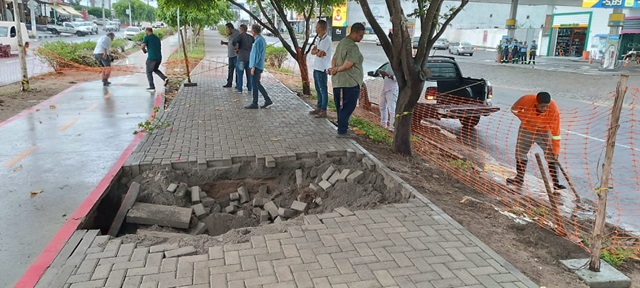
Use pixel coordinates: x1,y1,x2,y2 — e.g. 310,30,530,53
128,0,132,25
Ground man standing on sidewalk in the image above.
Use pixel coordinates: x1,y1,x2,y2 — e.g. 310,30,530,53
328,23,365,137
232,24,254,93
93,32,115,86
141,28,168,91
378,63,398,131
529,40,538,65
221,23,239,88
507,92,566,190
245,24,273,109
309,20,331,118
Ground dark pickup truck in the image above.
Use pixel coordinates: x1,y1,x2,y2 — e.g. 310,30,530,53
364,56,499,128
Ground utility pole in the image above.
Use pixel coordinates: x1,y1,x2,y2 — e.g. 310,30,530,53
101,0,105,20
177,7,181,47
128,0,132,25
28,0,37,38
12,0,29,91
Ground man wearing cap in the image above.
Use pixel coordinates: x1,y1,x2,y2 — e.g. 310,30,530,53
507,92,566,190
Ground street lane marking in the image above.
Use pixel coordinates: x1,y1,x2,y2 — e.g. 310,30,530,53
4,146,37,167
86,103,98,111
59,118,79,132
563,129,637,151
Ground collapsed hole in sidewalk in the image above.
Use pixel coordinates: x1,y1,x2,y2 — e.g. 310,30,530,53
84,154,411,245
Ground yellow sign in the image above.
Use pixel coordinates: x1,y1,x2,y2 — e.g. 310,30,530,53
332,4,347,27
582,0,599,7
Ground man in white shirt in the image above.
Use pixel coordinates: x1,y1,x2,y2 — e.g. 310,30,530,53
309,20,332,118
378,63,398,131
93,32,115,86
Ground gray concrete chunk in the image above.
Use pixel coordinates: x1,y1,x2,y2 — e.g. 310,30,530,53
362,157,375,171
175,183,188,198
230,201,239,207
253,198,267,207
264,201,279,218
347,171,364,183
225,205,236,213
237,210,246,217
191,186,202,203
260,210,270,222
238,187,250,203
561,259,631,288
265,155,276,167
318,180,332,190
230,192,240,201
328,171,341,185
165,246,197,258
278,208,296,218
212,204,222,213
192,204,206,218
126,203,192,229
199,191,207,198
309,183,320,192
295,169,304,188
202,197,216,208
321,165,336,180
190,222,207,235
108,182,141,237
273,216,283,223
337,169,351,182
291,201,308,212
167,183,178,193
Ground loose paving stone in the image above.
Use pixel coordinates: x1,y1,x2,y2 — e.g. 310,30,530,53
164,246,197,258
309,183,320,192
108,182,141,237
230,193,240,201
175,183,188,198
278,208,296,218
192,204,206,218
260,210,270,223
253,198,267,207
295,169,304,188
337,169,350,182
266,156,276,168
225,206,236,213
238,187,250,203
328,171,341,185
291,201,308,212
201,197,216,208
237,210,246,217
318,180,332,191
167,183,178,193
334,207,354,217
274,217,283,223
362,157,375,171
126,203,192,229
191,186,202,203
346,171,364,183
190,222,207,235
322,166,336,181
264,201,279,218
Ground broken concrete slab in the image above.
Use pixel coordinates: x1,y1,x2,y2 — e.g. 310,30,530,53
265,155,276,168
167,183,178,193
264,201,279,218
190,222,207,235
560,259,631,288
328,171,341,185
260,211,270,223
318,180,332,191
362,157,375,171
192,204,207,218
253,198,267,207
202,197,216,208
291,201,308,212
230,192,240,201
347,171,364,183
165,246,197,258
238,187,250,203
334,207,355,217
337,169,351,182
278,208,296,218
321,165,336,180
295,169,303,188
225,205,236,213
191,186,202,203
175,183,189,198
108,182,141,237
126,203,192,229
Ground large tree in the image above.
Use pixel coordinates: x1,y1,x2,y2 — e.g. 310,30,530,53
113,0,155,23
160,0,340,96
361,0,468,154
87,7,111,19
156,0,234,32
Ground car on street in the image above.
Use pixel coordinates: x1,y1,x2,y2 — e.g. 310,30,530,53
449,41,474,56
361,56,498,129
0,21,30,55
76,21,98,35
433,38,449,50
124,26,141,40
46,22,92,36
104,21,119,32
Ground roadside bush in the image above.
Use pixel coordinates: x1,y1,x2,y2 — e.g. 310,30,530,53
265,45,288,68
131,32,145,43
111,38,127,53
34,40,125,71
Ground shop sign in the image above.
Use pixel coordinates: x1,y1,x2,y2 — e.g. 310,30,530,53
552,23,588,28
583,0,640,8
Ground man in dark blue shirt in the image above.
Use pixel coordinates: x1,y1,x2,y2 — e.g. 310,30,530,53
141,27,168,91
232,24,254,93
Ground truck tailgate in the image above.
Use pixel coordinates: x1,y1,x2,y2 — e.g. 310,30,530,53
435,104,500,117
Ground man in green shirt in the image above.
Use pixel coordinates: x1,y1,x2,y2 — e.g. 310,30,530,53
141,27,168,91
328,23,365,137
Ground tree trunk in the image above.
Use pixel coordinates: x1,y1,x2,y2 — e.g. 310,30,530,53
296,47,311,95
393,79,424,155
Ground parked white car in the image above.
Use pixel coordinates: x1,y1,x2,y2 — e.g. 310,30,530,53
76,21,98,35
0,21,30,54
124,26,141,40
449,42,475,56
104,21,119,32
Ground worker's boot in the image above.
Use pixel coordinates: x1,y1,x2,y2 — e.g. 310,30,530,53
548,162,567,190
507,160,527,187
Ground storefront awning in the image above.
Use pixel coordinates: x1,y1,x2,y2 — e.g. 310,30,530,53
51,5,69,15
59,6,83,17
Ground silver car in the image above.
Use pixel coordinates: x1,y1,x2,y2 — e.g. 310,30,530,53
433,38,449,50
449,42,474,56
124,26,141,40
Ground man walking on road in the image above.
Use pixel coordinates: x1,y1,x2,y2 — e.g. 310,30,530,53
93,32,115,86
245,24,273,109
328,23,365,137
309,20,331,118
232,24,254,93
141,28,168,91
507,92,566,190
221,23,239,88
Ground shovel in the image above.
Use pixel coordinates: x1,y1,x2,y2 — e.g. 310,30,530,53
557,161,581,203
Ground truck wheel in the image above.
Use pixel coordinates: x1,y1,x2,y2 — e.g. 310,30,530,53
76,31,83,36
460,116,481,129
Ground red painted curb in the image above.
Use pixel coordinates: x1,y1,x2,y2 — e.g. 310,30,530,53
14,94,163,288
0,83,82,129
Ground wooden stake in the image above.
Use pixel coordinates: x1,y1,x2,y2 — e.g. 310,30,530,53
535,153,566,236
589,74,629,272
180,26,196,87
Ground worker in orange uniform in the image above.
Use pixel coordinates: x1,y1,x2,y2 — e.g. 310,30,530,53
507,92,566,190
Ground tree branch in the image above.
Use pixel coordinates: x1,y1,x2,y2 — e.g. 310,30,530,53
359,0,391,57
431,0,469,43
302,1,316,55
415,0,443,66
269,0,299,51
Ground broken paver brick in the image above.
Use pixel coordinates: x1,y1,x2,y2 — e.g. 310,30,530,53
190,222,207,235
318,180,332,191
167,183,178,193
347,171,364,183
108,182,141,237
314,197,323,205
278,208,296,218
165,246,197,258
253,198,267,207
126,203,191,229
191,186,202,203
260,210,270,223
337,169,351,182
238,187,250,203
291,201,308,212
175,183,188,198
264,201,279,218
334,207,355,216
273,216,283,223
295,169,304,188
225,205,236,213
202,197,216,208
230,192,240,201
265,155,276,168
321,165,336,180
192,204,206,218
328,171,341,185
362,158,375,171
309,183,320,192
149,243,179,253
